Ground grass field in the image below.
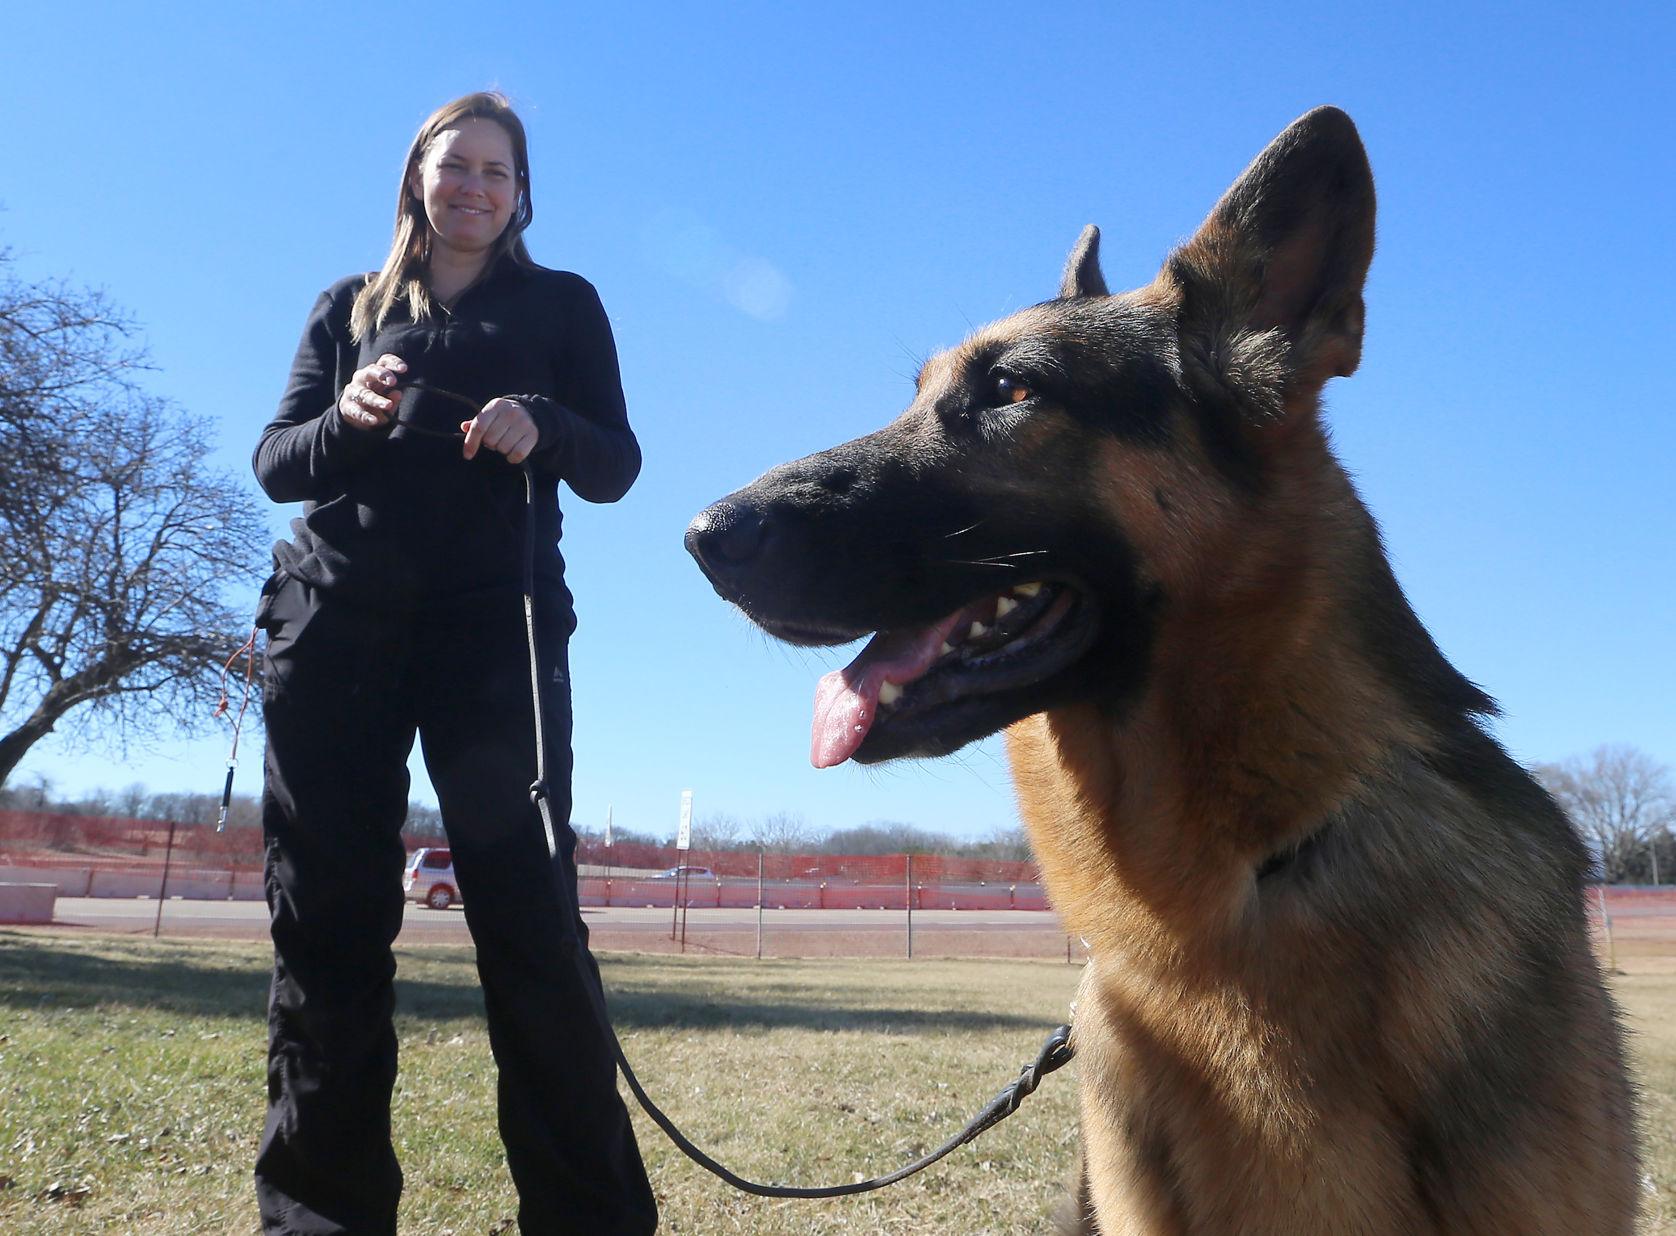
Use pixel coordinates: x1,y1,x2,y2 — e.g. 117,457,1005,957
0,929,1669,1234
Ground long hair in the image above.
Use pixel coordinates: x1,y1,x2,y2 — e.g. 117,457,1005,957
350,92,535,342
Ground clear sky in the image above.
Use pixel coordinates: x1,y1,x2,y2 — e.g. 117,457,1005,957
3,1,1671,842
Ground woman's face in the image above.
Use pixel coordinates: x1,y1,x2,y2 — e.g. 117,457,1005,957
410,117,519,262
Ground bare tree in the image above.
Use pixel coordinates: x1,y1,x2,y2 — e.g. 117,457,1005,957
1533,744,1676,883
403,801,447,839
116,781,149,818
0,250,144,528
821,819,949,855
0,248,269,787
749,810,814,853
689,811,745,851
0,772,54,811
972,825,1035,863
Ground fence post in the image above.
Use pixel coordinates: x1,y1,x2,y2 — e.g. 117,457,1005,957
756,851,764,960
1599,885,1616,973
152,817,178,939
905,853,913,959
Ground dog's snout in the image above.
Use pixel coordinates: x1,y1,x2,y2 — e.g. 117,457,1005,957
685,501,769,582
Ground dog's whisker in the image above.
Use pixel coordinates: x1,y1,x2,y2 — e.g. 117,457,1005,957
947,550,1050,570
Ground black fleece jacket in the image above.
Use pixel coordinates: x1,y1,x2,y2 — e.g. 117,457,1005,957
255,256,639,623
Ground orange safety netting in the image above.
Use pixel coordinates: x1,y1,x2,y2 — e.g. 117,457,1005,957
0,809,1046,905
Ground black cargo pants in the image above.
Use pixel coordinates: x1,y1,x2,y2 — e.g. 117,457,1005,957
253,573,656,1235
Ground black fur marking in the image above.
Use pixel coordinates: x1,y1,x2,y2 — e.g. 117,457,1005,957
1255,820,1333,882
1340,500,1499,731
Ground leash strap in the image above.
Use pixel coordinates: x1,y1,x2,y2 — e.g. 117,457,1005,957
507,447,1076,1198
270,379,1078,1198
518,462,561,863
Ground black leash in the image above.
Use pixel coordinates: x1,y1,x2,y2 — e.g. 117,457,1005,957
507,451,1075,1197
243,381,1076,1198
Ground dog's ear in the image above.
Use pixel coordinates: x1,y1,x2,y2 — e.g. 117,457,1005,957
1061,224,1109,299
1166,106,1375,409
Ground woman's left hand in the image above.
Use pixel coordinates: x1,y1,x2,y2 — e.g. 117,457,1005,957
461,398,540,464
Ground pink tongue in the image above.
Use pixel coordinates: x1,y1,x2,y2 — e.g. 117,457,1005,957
811,613,969,768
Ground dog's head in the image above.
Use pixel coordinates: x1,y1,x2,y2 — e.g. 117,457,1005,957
687,106,1375,767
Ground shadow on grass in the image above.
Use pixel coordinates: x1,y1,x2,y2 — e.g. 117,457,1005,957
0,934,488,1021
0,934,1050,1035
600,987,1047,1034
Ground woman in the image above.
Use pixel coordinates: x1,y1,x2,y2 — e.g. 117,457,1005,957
252,92,657,1235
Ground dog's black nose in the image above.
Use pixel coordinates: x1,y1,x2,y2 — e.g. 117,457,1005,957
685,501,768,583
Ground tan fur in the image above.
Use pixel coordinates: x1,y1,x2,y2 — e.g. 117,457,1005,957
687,107,1639,1234
1011,117,1636,1236
1002,290,1637,1236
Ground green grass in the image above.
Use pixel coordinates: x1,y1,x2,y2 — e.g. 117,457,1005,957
0,933,1084,1234
2,932,1671,1234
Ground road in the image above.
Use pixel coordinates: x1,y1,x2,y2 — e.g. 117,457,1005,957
29,897,1073,958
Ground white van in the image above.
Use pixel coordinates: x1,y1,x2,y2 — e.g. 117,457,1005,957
403,847,461,910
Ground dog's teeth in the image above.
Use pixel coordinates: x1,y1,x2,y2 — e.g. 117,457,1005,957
939,641,957,656
969,621,991,639
1013,582,1042,598
878,680,903,706
996,595,1019,618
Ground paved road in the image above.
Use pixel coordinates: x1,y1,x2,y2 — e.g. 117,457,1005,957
34,897,1070,950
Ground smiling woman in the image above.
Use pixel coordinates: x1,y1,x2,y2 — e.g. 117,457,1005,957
350,94,535,342
410,120,519,293
249,92,655,1236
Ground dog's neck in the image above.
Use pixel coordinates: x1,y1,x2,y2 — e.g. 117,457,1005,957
1009,452,1428,950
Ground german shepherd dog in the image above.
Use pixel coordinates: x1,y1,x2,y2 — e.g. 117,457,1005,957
685,108,1638,1233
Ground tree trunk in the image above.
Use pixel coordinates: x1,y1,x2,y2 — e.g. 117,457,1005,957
0,708,63,790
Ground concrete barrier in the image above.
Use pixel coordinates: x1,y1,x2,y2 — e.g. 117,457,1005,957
572,878,1052,912
232,871,266,901
87,869,165,899
0,864,93,896
0,882,57,923
85,867,244,900
0,862,1050,912
156,870,237,900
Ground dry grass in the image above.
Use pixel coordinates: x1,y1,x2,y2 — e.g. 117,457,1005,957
1,929,1671,1233
1619,972,1676,1234
0,933,1082,1234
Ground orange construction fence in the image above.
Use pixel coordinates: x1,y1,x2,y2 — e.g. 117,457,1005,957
0,808,1047,910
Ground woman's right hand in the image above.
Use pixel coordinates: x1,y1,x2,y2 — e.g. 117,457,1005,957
337,354,408,429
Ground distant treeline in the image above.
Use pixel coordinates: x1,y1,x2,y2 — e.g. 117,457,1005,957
0,780,1031,863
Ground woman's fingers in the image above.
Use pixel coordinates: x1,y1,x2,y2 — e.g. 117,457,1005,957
367,355,407,393
339,384,387,428
338,357,408,429
461,398,538,464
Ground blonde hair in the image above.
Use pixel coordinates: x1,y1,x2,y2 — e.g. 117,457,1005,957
350,91,534,341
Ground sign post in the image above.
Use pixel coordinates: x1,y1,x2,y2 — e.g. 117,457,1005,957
603,804,613,908
673,790,693,946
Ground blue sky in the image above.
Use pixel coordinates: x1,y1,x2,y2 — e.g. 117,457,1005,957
3,1,1671,841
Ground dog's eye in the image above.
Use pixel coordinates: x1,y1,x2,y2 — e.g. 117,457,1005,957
995,376,1031,405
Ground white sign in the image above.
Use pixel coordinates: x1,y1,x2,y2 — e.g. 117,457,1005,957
677,789,693,852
